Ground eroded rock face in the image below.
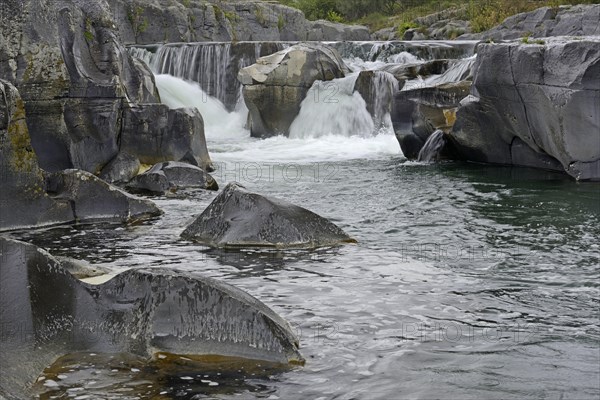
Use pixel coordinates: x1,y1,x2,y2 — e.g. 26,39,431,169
448,38,600,180
121,105,213,172
0,0,211,177
392,81,471,160
45,169,161,223
181,183,356,249
460,5,600,40
0,237,303,398
105,0,370,44
238,43,346,138
0,80,160,231
128,161,218,193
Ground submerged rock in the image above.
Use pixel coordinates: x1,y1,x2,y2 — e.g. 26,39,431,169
0,237,303,398
128,161,218,193
449,37,600,180
238,43,346,138
181,183,356,249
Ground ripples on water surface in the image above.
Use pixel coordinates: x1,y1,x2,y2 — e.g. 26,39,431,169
17,145,600,399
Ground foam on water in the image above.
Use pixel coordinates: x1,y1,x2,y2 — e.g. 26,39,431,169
155,74,402,163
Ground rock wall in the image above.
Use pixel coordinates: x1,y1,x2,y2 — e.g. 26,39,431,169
0,80,160,231
460,4,600,41
0,0,211,177
105,0,370,44
448,37,600,180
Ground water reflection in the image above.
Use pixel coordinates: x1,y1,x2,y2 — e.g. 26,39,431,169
35,353,292,399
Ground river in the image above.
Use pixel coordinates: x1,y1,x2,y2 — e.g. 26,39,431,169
15,41,600,399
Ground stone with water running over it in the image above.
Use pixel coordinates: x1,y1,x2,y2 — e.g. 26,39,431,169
181,183,356,249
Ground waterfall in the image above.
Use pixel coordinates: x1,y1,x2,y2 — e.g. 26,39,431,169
129,42,287,111
402,55,477,91
289,74,376,139
154,74,247,140
330,40,478,62
417,130,447,162
152,44,233,107
371,71,399,129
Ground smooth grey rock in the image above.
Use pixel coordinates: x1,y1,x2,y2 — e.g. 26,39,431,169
239,43,346,138
0,237,303,398
392,81,471,160
99,152,141,184
1,0,210,177
45,169,162,223
306,20,371,41
0,80,74,231
105,0,368,44
181,183,356,249
121,105,213,172
449,37,600,180
0,80,161,231
128,161,218,193
54,256,111,279
459,5,600,40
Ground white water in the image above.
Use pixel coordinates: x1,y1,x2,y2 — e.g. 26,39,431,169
154,74,247,140
289,74,376,139
155,74,401,162
403,55,477,91
417,129,446,162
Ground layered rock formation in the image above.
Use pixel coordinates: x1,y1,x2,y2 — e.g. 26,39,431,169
460,4,600,40
0,237,303,398
238,43,347,138
448,37,600,180
0,80,160,231
106,0,370,44
182,183,356,249
0,0,212,177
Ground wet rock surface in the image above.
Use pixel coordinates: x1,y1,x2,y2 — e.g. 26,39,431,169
1,0,211,177
239,43,346,138
0,237,304,398
448,37,600,180
181,183,356,249
0,80,160,231
128,161,218,194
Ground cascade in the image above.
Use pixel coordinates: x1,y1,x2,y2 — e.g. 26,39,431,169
289,74,376,139
417,130,447,162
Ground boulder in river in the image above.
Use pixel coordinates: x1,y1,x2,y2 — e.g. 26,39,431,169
128,161,218,193
0,237,304,398
182,183,356,249
448,37,600,180
238,43,347,138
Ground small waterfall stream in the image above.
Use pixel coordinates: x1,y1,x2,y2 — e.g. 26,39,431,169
417,130,447,162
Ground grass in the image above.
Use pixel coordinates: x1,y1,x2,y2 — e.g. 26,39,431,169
276,0,600,33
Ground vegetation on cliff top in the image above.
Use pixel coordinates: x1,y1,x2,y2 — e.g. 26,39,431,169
276,0,600,32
